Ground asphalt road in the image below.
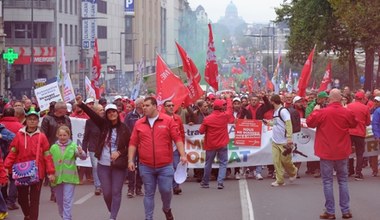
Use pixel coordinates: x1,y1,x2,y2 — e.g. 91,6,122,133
5,165,380,220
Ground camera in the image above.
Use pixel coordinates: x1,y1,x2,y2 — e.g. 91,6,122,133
282,144,293,156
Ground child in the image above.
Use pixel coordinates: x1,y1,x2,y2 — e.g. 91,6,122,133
50,125,86,220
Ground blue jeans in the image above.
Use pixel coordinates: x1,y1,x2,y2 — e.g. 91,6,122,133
320,159,350,215
139,164,174,220
172,150,180,188
89,152,101,189
0,186,7,212
202,146,228,185
53,183,75,220
97,163,126,219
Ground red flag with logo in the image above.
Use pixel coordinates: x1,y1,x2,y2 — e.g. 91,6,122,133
91,39,102,98
156,55,189,111
318,60,332,92
297,47,315,97
205,23,219,91
175,42,204,105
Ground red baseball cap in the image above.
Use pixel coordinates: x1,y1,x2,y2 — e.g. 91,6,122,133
213,99,226,109
355,91,365,99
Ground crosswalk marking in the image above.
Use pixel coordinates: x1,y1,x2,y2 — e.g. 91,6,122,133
74,192,94,205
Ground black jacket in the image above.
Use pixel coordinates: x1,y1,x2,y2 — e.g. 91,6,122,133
82,119,102,153
79,103,131,160
41,114,72,146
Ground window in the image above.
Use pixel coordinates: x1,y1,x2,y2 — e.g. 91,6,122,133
4,23,12,38
59,23,62,39
70,0,73,14
75,25,78,45
64,0,68,13
59,0,62,12
74,0,77,15
98,0,107,14
40,23,47,38
97,26,107,39
99,51,107,65
70,25,73,45
64,24,68,45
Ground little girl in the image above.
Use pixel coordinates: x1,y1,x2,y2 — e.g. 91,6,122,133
50,125,86,220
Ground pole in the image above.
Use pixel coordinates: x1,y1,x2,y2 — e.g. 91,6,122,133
30,0,34,96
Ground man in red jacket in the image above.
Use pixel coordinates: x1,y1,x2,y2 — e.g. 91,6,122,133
128,97,187,220
347,91,371,180
199,94,232,189
163,100,185,195
306,89,357,219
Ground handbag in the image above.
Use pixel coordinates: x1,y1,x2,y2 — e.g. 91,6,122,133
109,142,128,170
12,134,41,186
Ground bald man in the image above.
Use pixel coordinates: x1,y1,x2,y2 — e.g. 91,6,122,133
306,89,357,219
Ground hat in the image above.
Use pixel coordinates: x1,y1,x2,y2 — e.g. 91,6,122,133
292,96,302,104
355,91,365,100
232,97,241,103
317,91,328,99
213,99,226,109
174,162,188,184
207,94,216,100
105,104,118,112
114,95,122,101
85,97,95,104
99,98,107,105
66,103,72,113
374,96,380,102
25,107,39,118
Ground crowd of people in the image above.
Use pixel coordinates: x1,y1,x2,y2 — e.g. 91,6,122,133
0,85,377,219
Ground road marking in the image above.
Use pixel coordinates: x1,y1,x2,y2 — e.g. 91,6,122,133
239,179,254,220
74,192,94,205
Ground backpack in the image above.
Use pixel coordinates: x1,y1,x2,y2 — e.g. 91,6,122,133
278,107,301,133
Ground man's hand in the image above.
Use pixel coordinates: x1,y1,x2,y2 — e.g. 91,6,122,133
128,161,135,172
48,174,55,183
180,155,188,165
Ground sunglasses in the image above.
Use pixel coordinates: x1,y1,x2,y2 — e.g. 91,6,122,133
165,104,174,107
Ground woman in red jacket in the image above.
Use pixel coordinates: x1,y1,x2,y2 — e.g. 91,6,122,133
4,108,55,220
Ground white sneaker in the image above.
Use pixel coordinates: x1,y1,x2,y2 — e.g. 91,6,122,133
255,173,264,180
235,174,241,180
271,181,285,187
289,167,298,183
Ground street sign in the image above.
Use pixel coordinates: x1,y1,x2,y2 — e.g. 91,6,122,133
3,48,19,64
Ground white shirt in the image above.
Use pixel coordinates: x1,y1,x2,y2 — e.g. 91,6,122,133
272,106,291,144
148,115,159,127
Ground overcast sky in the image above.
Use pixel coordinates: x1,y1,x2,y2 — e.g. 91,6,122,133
187,0,285,24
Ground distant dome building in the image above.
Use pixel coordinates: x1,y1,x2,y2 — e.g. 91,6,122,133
217,1,245,35
195,5,208,23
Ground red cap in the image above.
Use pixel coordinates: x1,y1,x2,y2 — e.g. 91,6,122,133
213,99,226,109
355,91,365,99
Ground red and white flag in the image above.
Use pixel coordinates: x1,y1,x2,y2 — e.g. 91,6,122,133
91,39,102,99
318,60,332,92
205,23,219,91
175,42,204,106
297,46,315,97
156,55,189,112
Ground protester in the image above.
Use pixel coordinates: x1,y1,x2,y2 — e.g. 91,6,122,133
128,97,187,220
77,95,130,220
263,94,298,187
306,89,356,219
50,125,86,220
0,155,9,220
163,100,185,195
347,91,371,180
71,103,89,119
41,101,72,202
0,108,22,211
82,104,105,196
4,108,55,220
123,98,145,198
199,94,232,189
370,96,380,177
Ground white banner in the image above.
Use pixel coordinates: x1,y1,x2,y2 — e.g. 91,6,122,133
69,118,380,168
34,82,63,111
62,74,76,103
85,76,96,99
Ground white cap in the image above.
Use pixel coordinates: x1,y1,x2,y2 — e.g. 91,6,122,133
123,96,129,100
374,96,380,102
233,97,241,103
85,97,95,104
105,104,118,112
114,95,122,101
292,96,302,104
66,103,72,113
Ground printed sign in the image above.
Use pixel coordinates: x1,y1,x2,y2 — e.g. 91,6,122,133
34,82,63,111
81,0,97,49
234,119,262,146
124,0,135,16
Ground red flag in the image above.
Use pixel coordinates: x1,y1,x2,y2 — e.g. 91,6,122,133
91,39,101,98
175,42,204,106
318,60,332,92
264,68,274,91
205,23,219,91
156,55,189,112
175,42,201,83
297,47,315,97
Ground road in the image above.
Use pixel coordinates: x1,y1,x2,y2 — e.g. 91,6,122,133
6,165,380,220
